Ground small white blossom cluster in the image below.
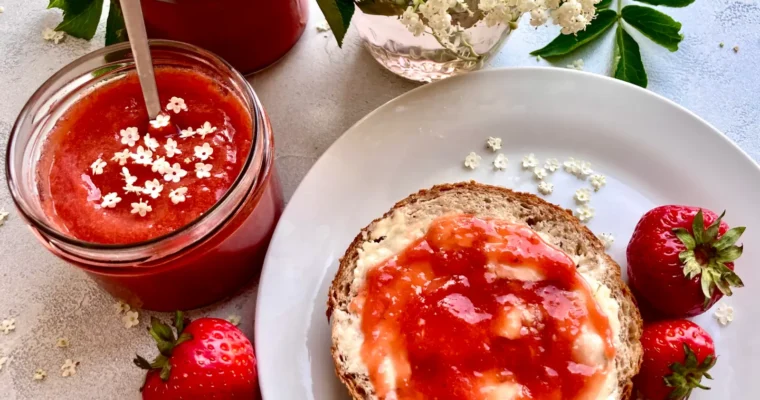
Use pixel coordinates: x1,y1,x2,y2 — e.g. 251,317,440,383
401,0,481,60
42,27,65,44
714,303,734,326
478,0,599,33
85,97,220,216
114,300,140,328
596,232,614,249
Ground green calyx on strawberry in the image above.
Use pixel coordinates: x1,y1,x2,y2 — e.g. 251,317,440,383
664,343,716,399
134,311,193,384
672,210,745,304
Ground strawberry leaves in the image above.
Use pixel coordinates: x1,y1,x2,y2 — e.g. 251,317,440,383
672,210,745,303
532,0,690,88
134,311,194,383
664,344,716,399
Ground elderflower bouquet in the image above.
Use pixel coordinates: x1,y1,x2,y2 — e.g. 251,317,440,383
318,0,600,81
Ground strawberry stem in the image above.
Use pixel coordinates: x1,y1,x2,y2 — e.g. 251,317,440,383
133,311,194,383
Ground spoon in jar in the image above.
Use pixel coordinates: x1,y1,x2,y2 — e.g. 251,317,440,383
120,1,162,119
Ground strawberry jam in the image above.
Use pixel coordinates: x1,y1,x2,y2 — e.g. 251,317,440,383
356,215,615,399
38,67,251,244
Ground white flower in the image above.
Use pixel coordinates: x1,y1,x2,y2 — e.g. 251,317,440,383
130,199,152,217
164,163,188,183
597,233,614,249
122,310,139,328
464,152,481,169
165,97,187,114
121,167,137,186
714,303,734,326
316,20,331,32
100,192,122,208
195,163,213,179
533,167,548,180
551,0,590,35
194,143,214,161
150,114,171,129
120,127,140,147
164,138,181,158
0,210,8,227
60,359,79,377
111,149,131,166
196,122,217,139
578,161,594,178
179,127,196,139
151,157,172,175
33,369,47,381
567,59,584,70
576,204,595,223
544,158,560,172
521,153,538,169
56,338,70,348
142,179,164,199
493,154,508,170
130,146,153,166
575,188,591,203
114,300,130,314
143,133,160,152
564,157,579,174
401,7,425,36
427,12,453,33
486,137,502,151
42,27,65,44
1,319,16,334
530,8,548,26
538,181,554,195
90,158,106,175
0,357,7,371
227,315,241,326
169,187,188,205
590,174,607,191
124,184,144,194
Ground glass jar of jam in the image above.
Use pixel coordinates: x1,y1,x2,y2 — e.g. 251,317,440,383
140,0,309,74
6,40,284,311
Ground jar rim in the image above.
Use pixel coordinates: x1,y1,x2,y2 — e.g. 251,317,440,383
5,40,266,254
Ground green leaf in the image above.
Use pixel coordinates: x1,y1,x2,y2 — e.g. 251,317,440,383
316,0,355,47
175,333,193,347
105,0,127,45
621,5,683,51
49,0,105,40
150,317,176,343
614,25,648,87
633,0,695,7
714,226,746,250
531,9,618,57
133,355,152,370
716,245,743,263
673,228,696,250
159,363,172,381
596,0,613,9
692,210,705,244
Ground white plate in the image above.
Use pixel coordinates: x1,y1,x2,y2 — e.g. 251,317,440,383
255,68,760,399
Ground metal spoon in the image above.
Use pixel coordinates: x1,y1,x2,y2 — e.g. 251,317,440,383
120,1,162,119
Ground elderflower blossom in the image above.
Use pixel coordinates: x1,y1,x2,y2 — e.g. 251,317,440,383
590,174,606,191
227,315,241,326
164,163,188,183
538,181,554,195
112,149,131,166
164,138,181,158
169,187,188,205
576,204,594,222
150,114,171,129
1,319,15,334
131,146,153,166
521,153,538,169
196,122,217,139
142,179,164,199
131,199,152,217
56,338,70,348
493,154,508,170
574,188,591,203
194,143,214,161
122,310,139,328
151,157,172,175
533,167,547,180
60,359,79,377
195,163,213,179
486,137,502,151
544,158,560,172
464,152,481,169
114,300,130,314
120,127,140,147
401,6,425,36
33,369,47,381
42,27,65,44
714,303,734,326
596,233,614,249
165,97,187,114
90,158,106,175
179,127,196,139
143,134,160,152
101,192,122,208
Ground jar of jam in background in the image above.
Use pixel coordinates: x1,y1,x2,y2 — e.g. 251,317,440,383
140,0,309,74
6,40,284,311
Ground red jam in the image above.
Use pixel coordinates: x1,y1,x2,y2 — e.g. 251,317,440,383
355,215,615,399
140,0,309,74
38,68,250,245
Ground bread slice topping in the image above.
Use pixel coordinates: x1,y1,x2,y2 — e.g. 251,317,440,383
350,214,617,399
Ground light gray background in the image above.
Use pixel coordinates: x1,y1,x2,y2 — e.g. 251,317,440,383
0,0,757,398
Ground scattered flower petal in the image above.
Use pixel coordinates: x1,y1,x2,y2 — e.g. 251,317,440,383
179,127,196,139
151,157,172,175
533,167,547,180
169,187,188,205
114,300,130,314
143,134,160,152
42,27,65,43
1,319,15,334
111,149,131,166
165,97,187,114
100,192,122,208
130,199,152,217
33,369,47,381
486,137,502,151
122,310,139,328
150,114,171,129
195,163,212,179
493,154,508,170
576,204,595,223
121,167,138,186
124,184,144,194
196,122,217,139
521,153,538,169
120,127,140,147
574,188,591,204
714,303,734,326
194,143,214,161
164,138,181,158
590,174,607,191
130,146,153,166
537,182,554,195
60,359,79,377
90,158,106,175
56,338,70,348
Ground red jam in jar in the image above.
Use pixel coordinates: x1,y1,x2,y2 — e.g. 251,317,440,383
354,215,615,399
140,0,309,74
8,42,283,311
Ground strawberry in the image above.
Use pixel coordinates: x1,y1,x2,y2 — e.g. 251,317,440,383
627,206,745,318
634,320,716,400
134,312,258,399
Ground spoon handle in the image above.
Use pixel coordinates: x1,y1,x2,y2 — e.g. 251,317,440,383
120,0,162,119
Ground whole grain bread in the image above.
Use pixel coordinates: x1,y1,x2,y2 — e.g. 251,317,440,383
327,182,643,400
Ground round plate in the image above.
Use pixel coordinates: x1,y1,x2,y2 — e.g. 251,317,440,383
255,68,760,399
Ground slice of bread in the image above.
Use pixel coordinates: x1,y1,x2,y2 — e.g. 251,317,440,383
327,182,643,400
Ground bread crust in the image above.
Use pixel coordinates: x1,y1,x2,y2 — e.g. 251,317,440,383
327,182,643,400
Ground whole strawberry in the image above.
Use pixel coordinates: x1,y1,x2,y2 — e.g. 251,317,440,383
627,206,745,318
634,320,716,400
135,312,258,399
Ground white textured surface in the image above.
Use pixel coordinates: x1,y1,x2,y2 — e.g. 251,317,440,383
0,0,758,398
